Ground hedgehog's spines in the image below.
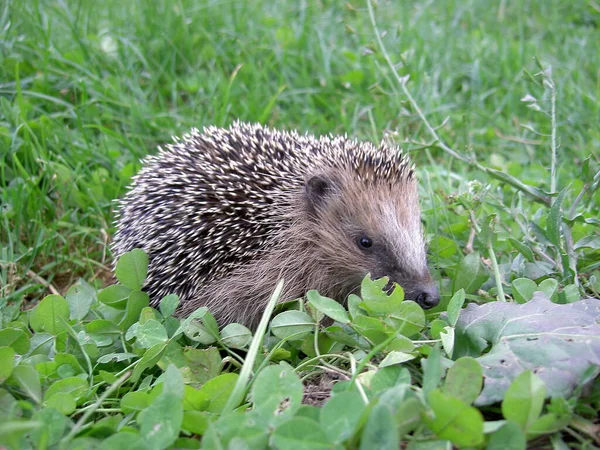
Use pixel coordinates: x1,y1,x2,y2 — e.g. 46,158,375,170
112,121,417,316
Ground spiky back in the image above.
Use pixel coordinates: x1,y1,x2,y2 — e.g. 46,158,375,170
112,121,414,304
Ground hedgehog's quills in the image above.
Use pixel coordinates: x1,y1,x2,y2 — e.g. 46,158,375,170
112,122,440,329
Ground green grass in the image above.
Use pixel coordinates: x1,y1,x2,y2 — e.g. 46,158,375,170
2,0,598,307
1,1,600,447
0,1,598,296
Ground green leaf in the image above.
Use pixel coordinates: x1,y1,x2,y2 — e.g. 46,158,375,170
319,391,365,443
220,323,252,349
360,275,404,314
485,169,550,205
370,366,411,393
29,294,70,334
486,421,526,450
429,319,449,339
440,326,455,358
65,279,96,320
172,308,208,340
183,319,217,345
511,278,537,303
131,343,167,383
502,371,546,431
199,373,239,413
347,294,362,319
205,410,269,447
98,432,147,450
558,284,580,304
340,69,364,85
162,364,185,399
121,391,151,414
30,407,68,447
306,290,350,324
384,335,414,353
270,311,315,340
324,325,366,348
297,405,321,422
0,420,42,448
44,377,88,405
388,393,423,437
159,294,179,317
538,278,558,301
183,385,210,411
183,347,223,385
271,417,331,449
98,284,133,309
446,289,465,326
140,392,183,450
115,249,149,290
201,312,220,337
452,252,487,294
251,363,303,425
388,301,425,337
359,402,398,450
547,188,567,248
429,235,460,259
479,214,498,248
85,319,121,346
97,352,138,364
508,238,535,263
0,347,15,382
423,389,484,447
181,410,210,435
379,351,415,367
10,364,42,404
136,319,168,348
44,392,76,415
421,346,442,395
442,357,483,405
455,296,600,405
0,328,30,354
352,315,389,345
528,412,571,438
119,290,150,331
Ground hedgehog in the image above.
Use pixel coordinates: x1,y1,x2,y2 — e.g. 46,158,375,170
112,121,440,329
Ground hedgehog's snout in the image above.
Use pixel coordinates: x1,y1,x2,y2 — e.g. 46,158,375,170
413,284,440,309
384,278,440,310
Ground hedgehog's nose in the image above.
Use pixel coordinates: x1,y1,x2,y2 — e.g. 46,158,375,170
414,285,440,309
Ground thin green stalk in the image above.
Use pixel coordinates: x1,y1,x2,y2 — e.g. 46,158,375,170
366,0,551,206
550,78,557,194
222,280,284,414
488,243,505,302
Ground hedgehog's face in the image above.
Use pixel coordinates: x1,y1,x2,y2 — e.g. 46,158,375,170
304,171,440,309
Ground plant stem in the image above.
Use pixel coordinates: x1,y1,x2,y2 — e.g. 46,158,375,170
488,244,505,302
221,280,284,414
366,0,551,206
549,76,557,193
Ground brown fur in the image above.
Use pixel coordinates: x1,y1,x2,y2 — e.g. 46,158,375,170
178,167,434,329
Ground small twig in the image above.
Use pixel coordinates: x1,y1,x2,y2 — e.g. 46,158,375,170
27,270,60,295
465,227,476,254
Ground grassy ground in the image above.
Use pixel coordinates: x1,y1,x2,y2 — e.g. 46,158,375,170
1,0,599,308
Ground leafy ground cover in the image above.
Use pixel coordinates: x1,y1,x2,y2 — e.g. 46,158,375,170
1,0,599,448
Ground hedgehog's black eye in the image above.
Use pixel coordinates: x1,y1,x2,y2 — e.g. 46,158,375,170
357,236,373,250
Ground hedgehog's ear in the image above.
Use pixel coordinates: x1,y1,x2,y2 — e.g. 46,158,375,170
305,174,339,213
